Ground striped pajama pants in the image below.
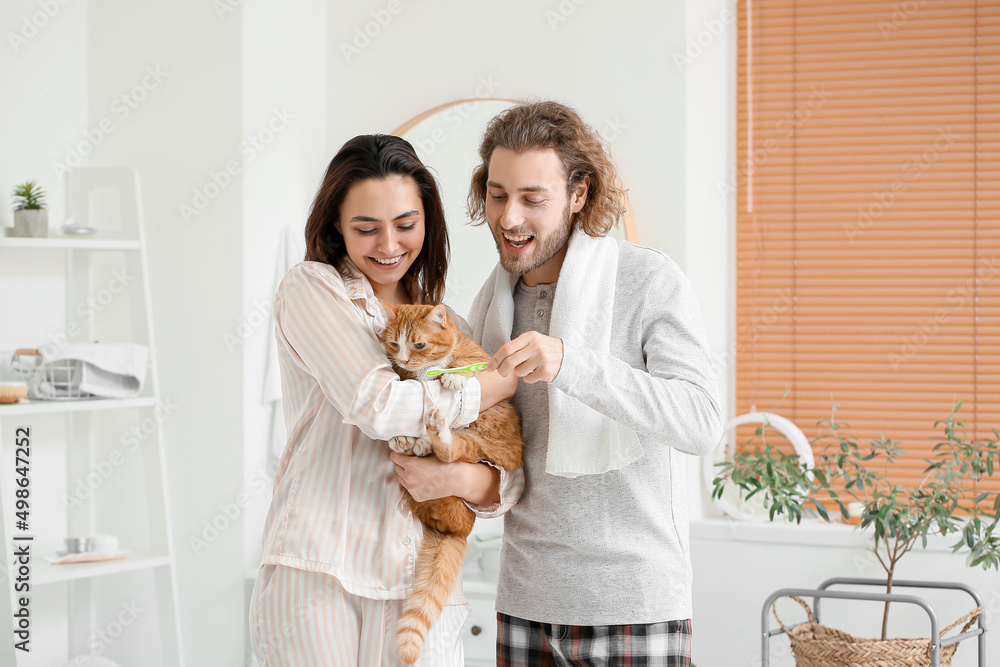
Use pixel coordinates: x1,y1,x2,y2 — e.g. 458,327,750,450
249,564,469,666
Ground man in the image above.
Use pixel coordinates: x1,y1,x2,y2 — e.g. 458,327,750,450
465,100,723,666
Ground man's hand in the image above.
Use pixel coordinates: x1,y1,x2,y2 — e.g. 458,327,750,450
487,331,564,384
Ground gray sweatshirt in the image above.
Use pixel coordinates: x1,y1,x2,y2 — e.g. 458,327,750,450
489,240,722,625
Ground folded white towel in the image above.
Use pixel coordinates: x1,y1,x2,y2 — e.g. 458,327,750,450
470,229,644,477
38,343,149,399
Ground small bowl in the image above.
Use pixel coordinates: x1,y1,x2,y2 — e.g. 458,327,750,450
64,536,92,554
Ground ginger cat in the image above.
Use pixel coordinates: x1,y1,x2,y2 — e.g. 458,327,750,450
379,302,522,665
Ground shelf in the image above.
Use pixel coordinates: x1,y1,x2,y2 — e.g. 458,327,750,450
0,396,157,416
31,547,171,586
690,517,961,552
0,236,139,250
0,168,184,666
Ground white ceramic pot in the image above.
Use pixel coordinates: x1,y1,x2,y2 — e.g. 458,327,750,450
12,208,48,237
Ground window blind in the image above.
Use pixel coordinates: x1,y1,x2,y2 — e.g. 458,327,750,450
735,0,999,490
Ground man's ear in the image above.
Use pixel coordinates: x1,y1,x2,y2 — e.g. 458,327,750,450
570,174,590,214
428,304,448,327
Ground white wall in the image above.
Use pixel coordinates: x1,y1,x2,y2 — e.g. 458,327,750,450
683,0,736,523
241,0,326,578
85,2,246,665
691,520,998,667
323,0,688,260
0,0,89,233
0,0,89,360
2,1,247,665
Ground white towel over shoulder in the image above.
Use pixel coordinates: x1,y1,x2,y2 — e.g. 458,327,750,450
469,229,643,478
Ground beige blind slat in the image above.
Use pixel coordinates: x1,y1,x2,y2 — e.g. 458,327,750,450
736,0,999,495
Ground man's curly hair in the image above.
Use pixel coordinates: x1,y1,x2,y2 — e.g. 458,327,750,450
467,100,625,237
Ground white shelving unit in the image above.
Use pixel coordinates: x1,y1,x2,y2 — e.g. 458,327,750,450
0,168,184,666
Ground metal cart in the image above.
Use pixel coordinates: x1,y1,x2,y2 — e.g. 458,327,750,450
761,577,986,667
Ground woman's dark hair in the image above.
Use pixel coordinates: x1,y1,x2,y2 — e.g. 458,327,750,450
305,134,449,304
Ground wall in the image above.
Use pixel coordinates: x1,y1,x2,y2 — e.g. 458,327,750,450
0,0,88,233
3,0,247,665
691,520,998,667
241,0,327,579
84,2,246,665
0,0,90,357
323,0,688,260
0,13,91,663
683,0,736,522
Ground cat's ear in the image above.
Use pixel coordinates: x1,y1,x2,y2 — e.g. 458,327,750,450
428,304,448,328
377,300,397,332
379,299,397,317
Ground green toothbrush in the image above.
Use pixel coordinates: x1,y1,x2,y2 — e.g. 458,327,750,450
425,362,488,377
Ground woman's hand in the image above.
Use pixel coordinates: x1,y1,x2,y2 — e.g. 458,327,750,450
390,452,501,506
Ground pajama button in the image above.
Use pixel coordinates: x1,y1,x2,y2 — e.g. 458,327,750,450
402,536,411,545
540,290,547,298
537,309,544,317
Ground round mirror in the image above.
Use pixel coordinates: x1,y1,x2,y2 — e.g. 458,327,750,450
394,99,635,318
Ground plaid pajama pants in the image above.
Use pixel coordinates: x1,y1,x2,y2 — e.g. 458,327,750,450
496,612,692,667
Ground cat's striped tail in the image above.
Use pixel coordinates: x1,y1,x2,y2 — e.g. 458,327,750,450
398,530,468,664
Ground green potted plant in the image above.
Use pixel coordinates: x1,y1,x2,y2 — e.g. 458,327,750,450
10,180,48,237
713,400,1000,641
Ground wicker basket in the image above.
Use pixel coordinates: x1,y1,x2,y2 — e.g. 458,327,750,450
772,595,982,667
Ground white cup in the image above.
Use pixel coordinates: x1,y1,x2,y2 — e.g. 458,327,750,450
90,534,118,553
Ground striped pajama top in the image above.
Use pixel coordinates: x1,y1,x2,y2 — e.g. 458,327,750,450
261,259,524,603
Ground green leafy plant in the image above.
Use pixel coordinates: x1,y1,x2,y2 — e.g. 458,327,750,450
713,400,1000,640
11,180,47,211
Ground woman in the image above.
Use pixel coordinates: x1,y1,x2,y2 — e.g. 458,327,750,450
249,134,520,666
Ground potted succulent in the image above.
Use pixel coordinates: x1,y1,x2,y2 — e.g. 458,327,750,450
10,180,48,237
713,400,1000,641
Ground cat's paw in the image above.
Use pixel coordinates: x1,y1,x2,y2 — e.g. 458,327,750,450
413,435,434,457
388,436,415,455
425,407,453,461
424,407,452,446
440,373,469,391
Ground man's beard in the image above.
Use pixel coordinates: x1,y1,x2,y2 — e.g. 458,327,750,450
492,200,573,277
